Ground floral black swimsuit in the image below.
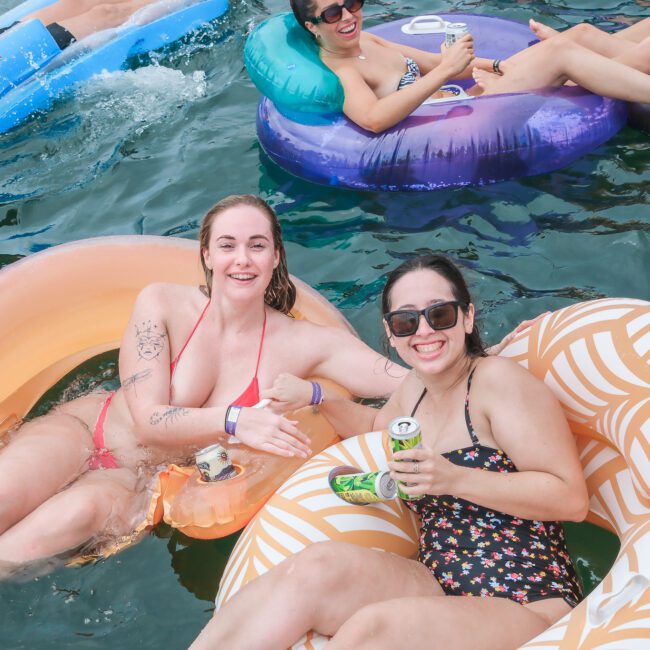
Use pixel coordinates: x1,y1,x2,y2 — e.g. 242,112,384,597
405,369,583,607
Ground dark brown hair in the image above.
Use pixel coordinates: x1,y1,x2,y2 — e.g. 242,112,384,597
290,0,318,31
199,195,296,314
381,254,486,358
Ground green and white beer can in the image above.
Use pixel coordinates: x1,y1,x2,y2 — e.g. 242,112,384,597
388,416,422,500
328,465,397,505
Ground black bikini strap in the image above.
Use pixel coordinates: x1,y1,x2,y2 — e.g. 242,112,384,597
464,367,479,445
410,387,427,417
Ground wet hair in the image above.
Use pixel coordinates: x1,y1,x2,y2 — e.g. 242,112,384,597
381,254,487,358
290,0,318,31
198,194,297,314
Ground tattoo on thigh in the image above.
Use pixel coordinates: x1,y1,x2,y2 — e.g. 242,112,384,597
122,369,153,395
149,407,189,427
135,321,167,361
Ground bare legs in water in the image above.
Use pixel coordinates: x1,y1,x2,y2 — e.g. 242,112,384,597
470,17,650,103
23,0,159,41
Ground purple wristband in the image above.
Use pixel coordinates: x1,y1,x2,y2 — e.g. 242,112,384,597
309,381,323,406
224,405,242,436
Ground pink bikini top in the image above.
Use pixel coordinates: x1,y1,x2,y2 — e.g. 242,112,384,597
169,300,266,407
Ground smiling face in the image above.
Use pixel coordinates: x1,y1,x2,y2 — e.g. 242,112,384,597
384,269,475,375
305,0,364,48
201,205,279,302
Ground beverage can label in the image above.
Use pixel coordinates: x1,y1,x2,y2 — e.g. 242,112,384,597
445,22,469,48
329,466,397,505
389,416,423,500
195,443,237,482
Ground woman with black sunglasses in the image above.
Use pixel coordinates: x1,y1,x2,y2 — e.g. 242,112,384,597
191,254,587,650
289,0,650,133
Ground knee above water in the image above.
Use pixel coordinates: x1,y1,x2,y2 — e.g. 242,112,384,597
0,491,26,535
62,492,104,534
337,602,392,645
569,22,596,41
283,542,347,590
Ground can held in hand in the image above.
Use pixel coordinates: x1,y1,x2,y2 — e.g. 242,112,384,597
329,465,397,505
389,416,422,500
195,443,238,482
445,22,469,48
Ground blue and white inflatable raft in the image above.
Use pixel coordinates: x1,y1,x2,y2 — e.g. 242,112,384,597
0,0,229,134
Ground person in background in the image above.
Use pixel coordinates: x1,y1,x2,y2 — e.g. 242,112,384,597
1,0,162,49
289,0,650,133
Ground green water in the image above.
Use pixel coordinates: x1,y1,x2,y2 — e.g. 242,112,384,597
0,0,646,645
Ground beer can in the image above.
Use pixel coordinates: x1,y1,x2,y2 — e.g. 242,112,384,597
328,465,397,505
389,416,422,500
445,22,469,48
195,443,237,482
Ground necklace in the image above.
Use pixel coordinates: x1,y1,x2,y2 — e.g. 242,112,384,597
358,54,366,60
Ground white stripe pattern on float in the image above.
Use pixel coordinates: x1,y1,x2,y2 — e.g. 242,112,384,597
570,338,628,396
627,311,650,338
594,332,650,388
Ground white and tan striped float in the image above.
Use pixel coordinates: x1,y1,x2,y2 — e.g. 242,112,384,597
216,297,650,649
0,236,352,546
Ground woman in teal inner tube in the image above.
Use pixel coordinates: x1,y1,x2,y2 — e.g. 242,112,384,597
289,0,650,133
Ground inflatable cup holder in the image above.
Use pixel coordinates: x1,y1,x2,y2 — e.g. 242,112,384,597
170,463,248,527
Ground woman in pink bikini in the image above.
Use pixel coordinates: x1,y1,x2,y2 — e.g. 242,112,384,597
0,194,414,569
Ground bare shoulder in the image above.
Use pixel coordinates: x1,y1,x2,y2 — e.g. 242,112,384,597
133,283,205,315
278,315,354,343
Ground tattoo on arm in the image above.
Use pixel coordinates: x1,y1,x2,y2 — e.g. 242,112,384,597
122,369,153,395
135,320,167,361
149,407,190,427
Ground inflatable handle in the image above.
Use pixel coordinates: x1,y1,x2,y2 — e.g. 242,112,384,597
228,399,271,445
401,15,447,34
587,574,650,627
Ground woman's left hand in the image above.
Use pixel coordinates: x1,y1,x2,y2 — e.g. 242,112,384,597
388,447,459,498
260,373,314,414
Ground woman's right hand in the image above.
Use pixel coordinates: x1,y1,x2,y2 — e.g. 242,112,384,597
439,34,474,78
259,373,314,414
233,407,312,459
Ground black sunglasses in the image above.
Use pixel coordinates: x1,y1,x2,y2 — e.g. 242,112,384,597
309,0,364,25
384,300,467,337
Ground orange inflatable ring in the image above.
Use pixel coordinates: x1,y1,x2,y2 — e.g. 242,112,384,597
0,235,354,545
216,298,650,649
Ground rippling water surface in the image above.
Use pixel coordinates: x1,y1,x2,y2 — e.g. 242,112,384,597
0,0,646,645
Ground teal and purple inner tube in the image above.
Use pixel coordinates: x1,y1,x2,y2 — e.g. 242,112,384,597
245,13,628,192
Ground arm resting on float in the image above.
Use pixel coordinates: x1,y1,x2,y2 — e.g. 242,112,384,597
338,62,459,133
303,323,407,398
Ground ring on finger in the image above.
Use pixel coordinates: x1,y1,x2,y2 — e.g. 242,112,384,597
413,461,420,474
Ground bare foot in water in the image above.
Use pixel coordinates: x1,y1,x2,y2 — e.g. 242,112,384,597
471,68,502,92
529,19,560,41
